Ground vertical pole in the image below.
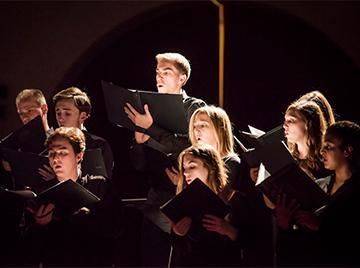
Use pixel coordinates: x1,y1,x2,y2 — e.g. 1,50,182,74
211,0,225,108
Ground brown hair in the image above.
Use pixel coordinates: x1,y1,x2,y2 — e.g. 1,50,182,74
286,100,326,172
297,90,335,127
46,127,86,154
53,87,91,115
177,144,228,195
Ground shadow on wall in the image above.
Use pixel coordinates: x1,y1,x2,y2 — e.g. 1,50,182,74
54,1,360,195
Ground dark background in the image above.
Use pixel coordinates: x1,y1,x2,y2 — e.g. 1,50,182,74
1,1,359,197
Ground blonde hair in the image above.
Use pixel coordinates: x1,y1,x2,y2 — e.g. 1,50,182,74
177,144,228,195
156,52,191,83
46,127,86,154
286,100,326,172
16,89,46,107
53,87,91,115
189,105,235,158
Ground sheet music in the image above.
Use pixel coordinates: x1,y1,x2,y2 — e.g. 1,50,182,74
248,125,266,137
255,162,271,186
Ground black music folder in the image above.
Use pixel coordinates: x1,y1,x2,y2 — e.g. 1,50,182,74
238,124,284,149
0,187,36,213
160,178,229,224
2,148,50,190
34,179,100,216
101,80,188,134
255,142,329,211
82,148,108,178
0,115,46,154
239,125,285,167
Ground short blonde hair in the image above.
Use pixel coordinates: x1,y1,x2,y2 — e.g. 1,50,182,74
189,105,235,158
156,52,191,82
53,87,91,115
177,144,228,195
46,127,86,154
16,89,47,107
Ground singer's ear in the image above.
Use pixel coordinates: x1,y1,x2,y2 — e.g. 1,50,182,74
41,104,48,115
76,151,84,164
79,112,88,124
179,74,187,86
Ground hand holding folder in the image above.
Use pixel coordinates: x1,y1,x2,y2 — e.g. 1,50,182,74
255,142,329,211
2,148,50,190
161,179,229,240
101,81,188,134
3,179,100,218
160,179,229,225
34,179,100,217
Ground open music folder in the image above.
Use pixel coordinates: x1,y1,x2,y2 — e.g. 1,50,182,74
2,148,50,190
34,179,100,216
1,179,100,217
238,124,285,167
160,179,229,240
160,178,229,224
101,80,188,134
255,142,329,211
0,115,46,155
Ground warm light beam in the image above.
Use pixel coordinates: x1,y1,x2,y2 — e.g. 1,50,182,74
211,0,225,108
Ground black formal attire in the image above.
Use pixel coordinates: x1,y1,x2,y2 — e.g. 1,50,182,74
316,172,360,266
129,90,205,266
224,153,241,189
276,162,331,267
21,173,123,266
83,130,114,179
231,161,275,267
144,90,205,156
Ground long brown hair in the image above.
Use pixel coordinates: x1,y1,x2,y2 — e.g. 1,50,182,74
286,100,326,172
297,90,335,127
177,144,228,195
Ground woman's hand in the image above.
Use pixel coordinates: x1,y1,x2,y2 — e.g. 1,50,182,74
202,214,238,241
2,159,11,172
172,217,192,236
275,194,300,230
27,203,55,226
249,167,259,183
165,166,180,185
294,210,320,231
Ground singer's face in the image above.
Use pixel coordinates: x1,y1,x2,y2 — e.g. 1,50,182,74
182,154,209,186
283,111,307,144
321,137,346,171
17,99,42,125
55,99,85,129
48,137,81,181
156,60,185,94
192,113,219,151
